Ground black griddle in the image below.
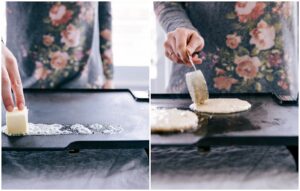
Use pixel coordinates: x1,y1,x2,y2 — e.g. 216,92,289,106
2,89,149,151
151,93,298,167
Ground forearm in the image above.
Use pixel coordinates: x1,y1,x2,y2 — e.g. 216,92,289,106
99,31,113,80
99,2,113,80
154,2,197,33
1,1,6,44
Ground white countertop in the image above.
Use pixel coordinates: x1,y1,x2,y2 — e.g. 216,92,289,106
2,149,149,189
151,146,298,189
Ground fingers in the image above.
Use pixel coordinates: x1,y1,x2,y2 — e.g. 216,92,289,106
3,47,25,110
164,28,205,66
185,55,203,68
167,33,176,55
164,42,176,62
2,65,14,112
174,29,190,64
192,54,203,65
164,33,182,63
186,33,205,56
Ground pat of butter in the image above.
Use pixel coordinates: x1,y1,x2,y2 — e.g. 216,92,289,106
6,107,28,135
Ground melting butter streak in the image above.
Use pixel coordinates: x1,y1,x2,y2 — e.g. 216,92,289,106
2,123,123,136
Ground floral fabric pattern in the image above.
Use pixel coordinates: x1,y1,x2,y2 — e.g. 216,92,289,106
6,2,113,88
155,2,298,95
206,2,293,94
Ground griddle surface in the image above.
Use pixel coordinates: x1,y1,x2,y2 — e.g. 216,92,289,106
151,93,298,146
2,89,149,150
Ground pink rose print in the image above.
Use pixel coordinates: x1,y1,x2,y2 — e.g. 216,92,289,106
102,49,113,64
280,72,287,80
250,20,275,51
49,4,73,27
268,50,282,68
100,29,112,41
215,67,225,75
34,61,51,80
74,50,84,61
61,24,81,48
50,51,69,70
214,76,238,91
210,54,218,65
278,80,289,90
226,33,241,49
235,2,266,23
234,55,261,80
281,3,292,19
79,6,94,23
272,2,292,19
43,35,54,47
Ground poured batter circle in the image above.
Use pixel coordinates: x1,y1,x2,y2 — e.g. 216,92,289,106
190,98,251,114
151,108,198,133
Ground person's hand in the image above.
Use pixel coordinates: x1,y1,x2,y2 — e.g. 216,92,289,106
1,44,25,112
164,27,205,66
102,79,114,89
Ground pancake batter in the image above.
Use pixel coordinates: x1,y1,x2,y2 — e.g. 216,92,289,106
2,123,123,136
190,98,251,114
151,108,198,133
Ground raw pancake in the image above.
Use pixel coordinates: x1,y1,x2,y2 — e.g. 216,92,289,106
190,98,251,114
151,108,198,133
186,70,209,105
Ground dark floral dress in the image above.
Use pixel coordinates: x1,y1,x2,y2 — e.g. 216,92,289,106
6,2,113,88
154,2,298,96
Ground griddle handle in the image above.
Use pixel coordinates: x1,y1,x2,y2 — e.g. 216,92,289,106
130,90,149,102
286,146,298,171
273,94,298,106
145,148,149,158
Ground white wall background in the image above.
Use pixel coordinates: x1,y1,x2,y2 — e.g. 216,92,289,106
150,21,172,93
112,0,152,91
